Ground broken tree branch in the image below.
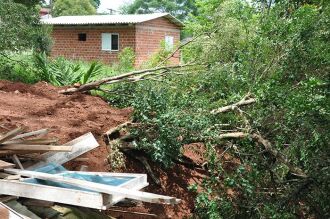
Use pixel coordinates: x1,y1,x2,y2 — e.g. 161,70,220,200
59,63,197,94
211,94,256,114
219,132,249,139
218,132,308,178
251,134,307,178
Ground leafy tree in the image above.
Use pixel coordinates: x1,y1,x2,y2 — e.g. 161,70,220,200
121,0,197,21
52,0,96,16
108,0,330,218
0,0,49,53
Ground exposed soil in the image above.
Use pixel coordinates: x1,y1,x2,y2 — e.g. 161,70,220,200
0,80,208,218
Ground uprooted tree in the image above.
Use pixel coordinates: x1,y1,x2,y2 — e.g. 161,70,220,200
96,0,330,218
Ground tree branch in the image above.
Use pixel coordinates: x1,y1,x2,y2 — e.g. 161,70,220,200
59,63,196,94
211,94,256,114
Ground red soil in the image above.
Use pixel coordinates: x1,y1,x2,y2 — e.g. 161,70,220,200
0,80,208,218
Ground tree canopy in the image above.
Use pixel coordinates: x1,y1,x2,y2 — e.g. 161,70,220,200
0,0,48,53
121,0,197,21
52,0,96,16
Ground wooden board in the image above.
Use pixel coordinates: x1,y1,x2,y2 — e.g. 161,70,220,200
0,127,25,144
27,132,99,170
0,144,72,152
0,172,148,210
0,180,106,210
5,169,180,205
0,160,15,170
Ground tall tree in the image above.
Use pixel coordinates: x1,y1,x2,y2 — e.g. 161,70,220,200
0,0,48,53
52,0,96,16
121,0,197,21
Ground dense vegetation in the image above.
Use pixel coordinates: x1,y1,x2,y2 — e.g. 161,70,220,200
121,0,198,21
0,0,329,218
110,0,330,218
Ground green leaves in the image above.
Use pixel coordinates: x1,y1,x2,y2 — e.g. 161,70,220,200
52,0,97,16
0,0,45,52
34,52,103,86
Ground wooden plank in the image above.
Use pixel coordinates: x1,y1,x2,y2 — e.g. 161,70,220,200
0,180,105,210
0,160,15,170
0,151,43,156
5,169,180,205
0,144,72,152
27,132,99,170
0,127,25,144
4,138,58,145
0,172,148,210
12,129,49,140
11,155,24,170
60,171,149,206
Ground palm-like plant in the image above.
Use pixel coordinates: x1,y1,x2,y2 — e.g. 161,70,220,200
34,52,103,86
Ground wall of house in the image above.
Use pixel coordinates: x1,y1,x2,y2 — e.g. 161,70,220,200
50,17,181,66
50,25,136,64
135,17,181,66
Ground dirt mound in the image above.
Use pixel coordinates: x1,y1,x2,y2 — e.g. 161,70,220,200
0,80,132,171
0,80,206,218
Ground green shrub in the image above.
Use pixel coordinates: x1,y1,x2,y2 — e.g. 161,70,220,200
107,0,330,217
0,53,40,84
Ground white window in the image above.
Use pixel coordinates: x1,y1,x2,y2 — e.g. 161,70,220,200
101,33,119,51
165,35,174,50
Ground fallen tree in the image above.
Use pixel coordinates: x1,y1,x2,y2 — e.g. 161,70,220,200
59,63,197,94
217,131,308,178
211,94,256,114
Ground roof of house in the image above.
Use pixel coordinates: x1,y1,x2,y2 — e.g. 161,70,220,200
41,13,184,27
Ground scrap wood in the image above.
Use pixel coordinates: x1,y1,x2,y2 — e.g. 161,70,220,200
108,208,157,218
4,169,181,205
211,94,256,114
5,138,58,145
12,129,50,140
0,150,44,156
11,155,24,170
0,144,72,152
0,160,15,170
59,63,196,94
27,132,99,170
0,127,25,144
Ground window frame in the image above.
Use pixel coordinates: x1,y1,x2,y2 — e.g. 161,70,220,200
78,33,87,42
165,35,174,51
101,33,120,52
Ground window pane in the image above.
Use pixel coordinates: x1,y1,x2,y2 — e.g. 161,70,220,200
165,36,174,50
78,33,86,41
101,33,111,51
111,34,119,51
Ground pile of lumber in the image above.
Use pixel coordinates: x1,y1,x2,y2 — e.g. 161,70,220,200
0,124,180,218
0,126,72,170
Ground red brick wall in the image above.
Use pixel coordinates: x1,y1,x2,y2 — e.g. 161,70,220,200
50,17,181,66
51,25,136,64
135,17,181,66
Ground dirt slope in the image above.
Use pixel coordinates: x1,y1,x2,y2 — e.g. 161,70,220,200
0,80,206,218
0,80,131,171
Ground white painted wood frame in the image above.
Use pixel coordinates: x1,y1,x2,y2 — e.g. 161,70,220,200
0,172,148,210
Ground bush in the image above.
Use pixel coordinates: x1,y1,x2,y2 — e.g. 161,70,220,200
0,53,40,84
107,0,330,218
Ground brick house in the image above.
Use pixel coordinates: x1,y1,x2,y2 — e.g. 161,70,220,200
42,13,183,66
